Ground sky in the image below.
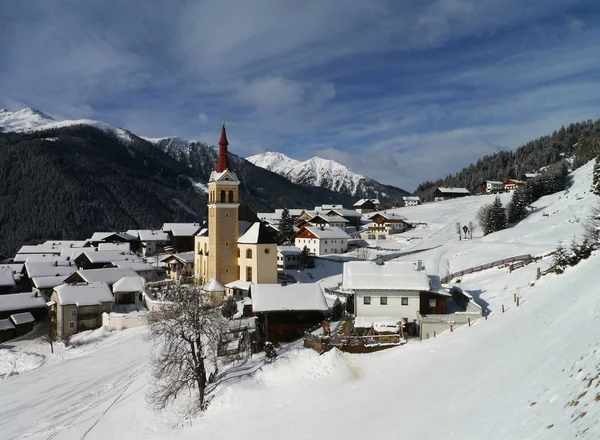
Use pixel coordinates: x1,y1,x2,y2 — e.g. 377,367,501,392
1,0,600,191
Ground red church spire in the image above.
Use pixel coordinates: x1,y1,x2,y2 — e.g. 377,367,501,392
216,119,230,173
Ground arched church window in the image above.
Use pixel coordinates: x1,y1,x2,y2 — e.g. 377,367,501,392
228,190,234,203
246,249,253,259
220,190,226,203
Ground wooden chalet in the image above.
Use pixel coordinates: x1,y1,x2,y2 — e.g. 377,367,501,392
368,212,408,235
433,187,470,201
504,179,526,192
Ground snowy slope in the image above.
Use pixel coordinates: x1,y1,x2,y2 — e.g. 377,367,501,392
247,151,409,199
0,107,135,143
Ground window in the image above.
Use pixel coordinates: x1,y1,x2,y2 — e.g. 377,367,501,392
364,296,371,305
220,190,226,203
246,249,253,259
429,299,437,308
246,266,253,282
71,310,77,317
225,241,229,247
228,190,234,203
69,321,75,328
237,248,240,257
401,297,409,306
225,212,229,218
264,248,270,254
325,240,328,244
380,297,388,305
225,268,229,274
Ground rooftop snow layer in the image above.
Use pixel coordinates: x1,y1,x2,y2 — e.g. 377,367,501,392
54,282,114,306
342,261,430,291
71,268,139,285
9,312,35,325
0,292,48,312
300,226,351,240
112,276,146,293
251,283,328,312
202,278,225,292
0,267,16,286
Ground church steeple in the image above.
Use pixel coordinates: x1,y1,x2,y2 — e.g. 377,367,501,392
216,120,230,173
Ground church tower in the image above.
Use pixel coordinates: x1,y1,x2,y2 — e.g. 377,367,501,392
206,122,240,285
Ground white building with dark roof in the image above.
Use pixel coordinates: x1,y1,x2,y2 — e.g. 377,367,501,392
293,226,351,256
433,187,471,201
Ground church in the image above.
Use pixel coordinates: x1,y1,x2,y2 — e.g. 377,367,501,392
194,123,278,291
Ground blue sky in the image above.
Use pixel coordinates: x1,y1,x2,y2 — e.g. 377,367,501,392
1,0,600,191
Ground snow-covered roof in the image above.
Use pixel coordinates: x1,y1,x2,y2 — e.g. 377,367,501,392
14,253,70,264
110,261,157,272
298,226,351,240
24,262,76,278
0,263,23,274
274,208,305,217
0,267,16,287
161,252,195,264
17,245,62,255
31,275,69,289
251,283,329,313
10,312,35,325
0,292,48,312
328,208,362,218
485,181,504,185
209,169,239,182
0,318,15,331
237,222,278,244
370,212,407,221
70,268,139,285
54,282,114,306
112,276,146,293
138,230,170,242
202,278,225,292
353,198,380,207
311,214,350,224
90,232,136,242
78,251,140,264
277,246,303,256
315,204,344,211
342,261,430,291
354,317,403,332
525,173,539,178
42,240,89,248
504,179,525,184
225,280,252,291
98,242,131,252
161,223,203,237
402,196,421,201
436,187,470,194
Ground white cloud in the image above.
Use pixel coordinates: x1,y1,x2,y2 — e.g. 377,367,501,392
198,112,208,123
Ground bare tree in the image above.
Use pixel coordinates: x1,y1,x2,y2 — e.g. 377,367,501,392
146,284,226,411
583,201,600,245
455,222,462,240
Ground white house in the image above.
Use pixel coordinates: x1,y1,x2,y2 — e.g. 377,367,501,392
342,260,450,332
402,196,421,206
294,226,351,256
135,230,170,256
482,181,504,194
277,246,303,269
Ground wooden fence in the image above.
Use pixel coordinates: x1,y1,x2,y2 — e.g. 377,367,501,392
440,254,535,284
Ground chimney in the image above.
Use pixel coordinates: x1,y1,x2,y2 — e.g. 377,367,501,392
417,260,424,271
376,256,384,266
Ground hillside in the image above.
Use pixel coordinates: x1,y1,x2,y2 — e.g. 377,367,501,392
415,119,600,201
1,162,599,439
247,151,410,201
0,112,357,255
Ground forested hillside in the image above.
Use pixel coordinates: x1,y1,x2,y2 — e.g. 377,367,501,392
415,119,600,201
0,126,355,255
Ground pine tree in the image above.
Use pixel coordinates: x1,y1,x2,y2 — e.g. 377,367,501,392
264,342,277,360
277,208,296,245
221,297,238,320
592,156,600,195
488,197,507,234
507,187,528,223
568,238,581,267
553,240,570,270
331,297,344,321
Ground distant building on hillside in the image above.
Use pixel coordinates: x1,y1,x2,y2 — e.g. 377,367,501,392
353,198,380,214
523,173,539,181
481,181,504,194
504,179,525,192
433,187,470,201
402,196,421,207
367,212,409,236
294,226,350,256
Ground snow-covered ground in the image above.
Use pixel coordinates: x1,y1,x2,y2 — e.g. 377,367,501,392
1,161,599,439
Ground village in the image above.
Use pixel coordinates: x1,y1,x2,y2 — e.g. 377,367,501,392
0,124,506,355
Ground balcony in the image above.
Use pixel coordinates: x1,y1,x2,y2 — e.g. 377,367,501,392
77,312,100,321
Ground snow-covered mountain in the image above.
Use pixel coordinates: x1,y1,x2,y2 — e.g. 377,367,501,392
0,107,134,143
247,151,409,199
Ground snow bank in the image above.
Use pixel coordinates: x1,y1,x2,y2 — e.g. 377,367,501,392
0,350,45,378
68,326,112,347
